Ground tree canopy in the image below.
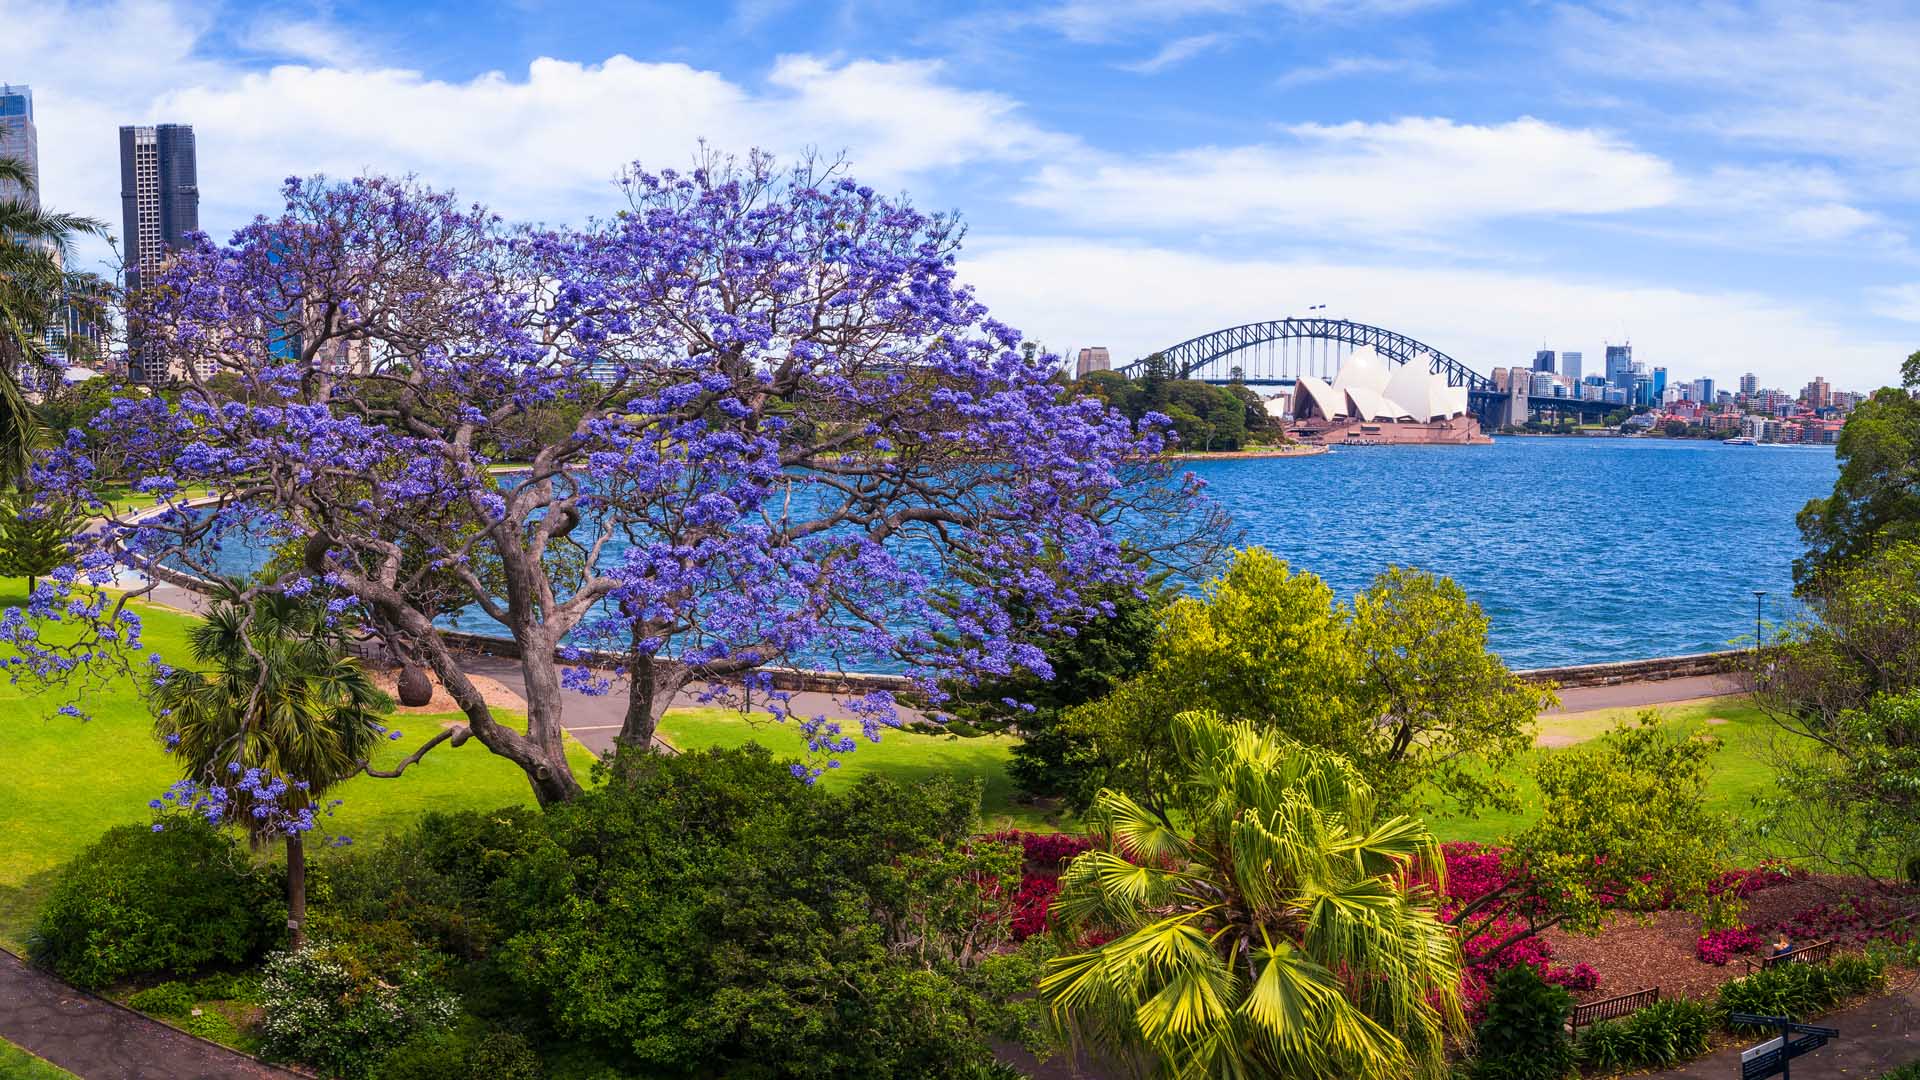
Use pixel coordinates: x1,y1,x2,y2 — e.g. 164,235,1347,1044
8,152,1189,805
1796,361,1920,588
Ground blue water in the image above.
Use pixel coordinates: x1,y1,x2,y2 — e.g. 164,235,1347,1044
1182,438,1837,667
175,437,1837,670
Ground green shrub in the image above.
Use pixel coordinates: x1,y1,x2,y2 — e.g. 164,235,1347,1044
179,1010,243,1046
1881,1060,1920,1080
1577,998,1713,1070
127,981,196,1016
313,807,542,961
1468,965,1576,1080
379,1024,542,1080
256,941,458,1079
27,820,284,989
187,972,259,1003
1718,954,1886,1028
489,745,1042,1079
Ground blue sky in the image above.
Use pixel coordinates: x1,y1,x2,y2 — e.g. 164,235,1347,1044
6,0,1918,389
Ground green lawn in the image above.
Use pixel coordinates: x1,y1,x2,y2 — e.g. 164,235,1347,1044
0,1041,75,1080
1430,696,1781,846
0,582,595,950
658,707,1056,831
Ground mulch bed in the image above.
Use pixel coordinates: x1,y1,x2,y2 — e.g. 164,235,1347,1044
1546,875,1905,1003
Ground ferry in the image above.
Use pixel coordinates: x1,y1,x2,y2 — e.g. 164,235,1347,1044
1724,436,1757,445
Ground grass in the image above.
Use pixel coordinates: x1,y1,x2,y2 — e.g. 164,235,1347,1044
0,581,595,950
1430,695,1782,846
0,1041,76,1080
658,707,1056,831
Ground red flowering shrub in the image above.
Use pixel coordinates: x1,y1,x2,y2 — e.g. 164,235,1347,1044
1709,863,1802,899
1696,926,1764,965
979,830,1096,941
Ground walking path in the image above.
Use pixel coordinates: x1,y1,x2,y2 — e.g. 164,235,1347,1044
1649,978,1920,1078
0,950,298,1080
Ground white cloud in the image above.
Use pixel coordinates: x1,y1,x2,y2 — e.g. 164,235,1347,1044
958,238,1909,391
1036,0,1452,42
3,0,1065,272
1017,117,1681,236
1554,1,1920,168
1272,53,1435,88
1119,33,1228,74
237,14,366,67
1869,284,1920,324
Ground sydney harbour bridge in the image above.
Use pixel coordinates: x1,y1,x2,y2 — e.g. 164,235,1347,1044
1111,316,1614,426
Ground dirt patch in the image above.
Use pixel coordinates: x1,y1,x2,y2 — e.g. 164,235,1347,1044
1534,733,1583,748
1546,877,1887,1003
1704,716,1730,725
369,668,526,715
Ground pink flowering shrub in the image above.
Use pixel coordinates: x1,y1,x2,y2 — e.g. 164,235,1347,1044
1696,926,1764,965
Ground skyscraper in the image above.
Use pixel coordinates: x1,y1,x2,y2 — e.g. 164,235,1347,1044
1740,372,1758,396
1605,344,1633,389
1533,349,1555,373
1561,351,1582,385
120,123,200,382
1651,366,1667,400
0,84,37,209
1074,347,1110,378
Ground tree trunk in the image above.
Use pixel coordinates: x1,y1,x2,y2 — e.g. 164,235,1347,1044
615,653,693,771
286,831,307,950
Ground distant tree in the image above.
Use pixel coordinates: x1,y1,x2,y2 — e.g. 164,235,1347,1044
1042,711,1464,1080
1450,716,1730,960
0,490,84,590
1663,420,1689,438
1796,375,1920,588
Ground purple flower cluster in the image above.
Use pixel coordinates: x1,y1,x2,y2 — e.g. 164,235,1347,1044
148,765,342,840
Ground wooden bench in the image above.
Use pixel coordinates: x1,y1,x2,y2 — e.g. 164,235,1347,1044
1570,987,1659,1030
1743,939,1835,975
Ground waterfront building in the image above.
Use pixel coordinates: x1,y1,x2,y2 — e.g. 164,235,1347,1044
1533,349,1555,373
1074,346,1110,378
1740,372,1758,396
1561,351,1582,385
1603,386,1627,405
120,123,200,383
1288,346,1486,444
1802,376,1832,409
1530,371,1557,397
1605,344,1633,388
0,84,36,209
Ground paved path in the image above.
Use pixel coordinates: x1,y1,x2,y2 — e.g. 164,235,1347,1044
1550,673,1745,713
1648,979,1920,1079
0,950,298,1080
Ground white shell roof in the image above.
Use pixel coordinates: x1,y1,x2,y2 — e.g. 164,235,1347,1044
1293,377,1348,419
1295,354,1468,423
1332,346,1391,395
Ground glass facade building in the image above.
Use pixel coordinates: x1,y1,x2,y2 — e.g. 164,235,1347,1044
120,123,200,383
0,84,37,210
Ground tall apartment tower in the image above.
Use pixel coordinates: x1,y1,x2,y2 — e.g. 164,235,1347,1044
1560,351,1582,385
1605,344,1633,389
1532,349,1555,373
0,84,37,209
119,123,199,382
1740,372,1758,396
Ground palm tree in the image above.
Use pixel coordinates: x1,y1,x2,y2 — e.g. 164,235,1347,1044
152,586,393,947
1040,711,1465,1080
0,156,110,483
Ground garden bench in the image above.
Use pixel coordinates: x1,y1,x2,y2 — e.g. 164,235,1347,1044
1743,939,1834,975
1569,987,1659,1030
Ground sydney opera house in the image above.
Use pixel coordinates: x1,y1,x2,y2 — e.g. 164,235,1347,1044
1281,347,1489,445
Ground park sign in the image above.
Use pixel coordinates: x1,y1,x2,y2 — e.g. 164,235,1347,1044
1733,1015,1841,1080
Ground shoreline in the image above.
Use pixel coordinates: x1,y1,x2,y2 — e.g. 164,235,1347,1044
1165,444,1328,460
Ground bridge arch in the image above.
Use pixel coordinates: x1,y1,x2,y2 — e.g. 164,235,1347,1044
1115,317,1492,391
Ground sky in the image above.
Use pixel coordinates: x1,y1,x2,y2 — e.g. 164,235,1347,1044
5,0,1919,391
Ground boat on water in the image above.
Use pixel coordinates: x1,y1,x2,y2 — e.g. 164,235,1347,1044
1724,436,1757,445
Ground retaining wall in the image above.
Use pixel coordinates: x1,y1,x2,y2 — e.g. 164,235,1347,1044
1515,649,1744,689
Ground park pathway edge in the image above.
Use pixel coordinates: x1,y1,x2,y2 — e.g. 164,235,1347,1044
0,949,302,1080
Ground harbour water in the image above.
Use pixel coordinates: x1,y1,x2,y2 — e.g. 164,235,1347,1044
1186,437,1838,668
174,437,1838,671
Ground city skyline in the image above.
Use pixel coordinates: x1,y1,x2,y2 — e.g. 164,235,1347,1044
3,0,1918,391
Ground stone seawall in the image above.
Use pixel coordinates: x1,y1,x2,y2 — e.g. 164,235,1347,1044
1514,649,1743,689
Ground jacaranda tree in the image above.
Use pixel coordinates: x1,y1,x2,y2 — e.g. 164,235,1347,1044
9,150,1181,805
1041,711,1465,1080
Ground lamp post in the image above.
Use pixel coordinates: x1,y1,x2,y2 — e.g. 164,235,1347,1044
1754,590,1767,650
